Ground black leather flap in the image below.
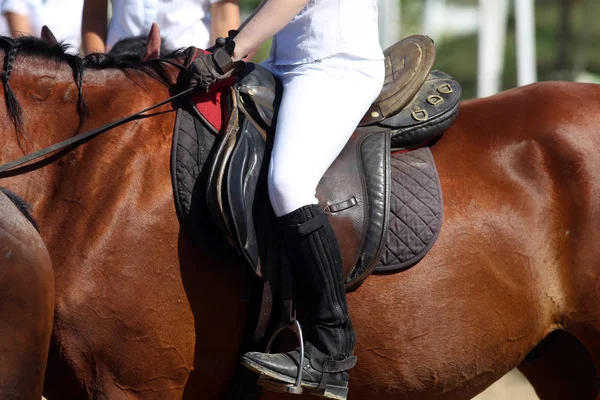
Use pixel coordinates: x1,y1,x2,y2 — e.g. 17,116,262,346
379,71,461,129
380,71,461,147
234,63,282,128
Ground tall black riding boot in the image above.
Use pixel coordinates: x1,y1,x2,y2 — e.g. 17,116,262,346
241,205,356,399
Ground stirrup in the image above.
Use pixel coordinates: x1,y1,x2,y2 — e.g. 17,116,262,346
257,319,305,395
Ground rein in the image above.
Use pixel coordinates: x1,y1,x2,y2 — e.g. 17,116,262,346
0,58,194,175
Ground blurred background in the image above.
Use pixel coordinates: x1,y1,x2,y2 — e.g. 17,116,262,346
242,0,600,100
1,0,598,100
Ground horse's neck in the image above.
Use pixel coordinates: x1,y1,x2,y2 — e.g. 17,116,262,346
2,57,177,214
7,56,177,142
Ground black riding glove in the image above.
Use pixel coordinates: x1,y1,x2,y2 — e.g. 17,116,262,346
187,48,241,92
187,30,243,92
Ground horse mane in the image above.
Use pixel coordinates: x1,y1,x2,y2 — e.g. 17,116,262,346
0,35,193,135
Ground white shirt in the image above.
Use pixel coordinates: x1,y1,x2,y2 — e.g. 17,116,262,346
272,0,383,65
0,9,9,36
107,0,221,52
2,0,84,53
0,17,8,36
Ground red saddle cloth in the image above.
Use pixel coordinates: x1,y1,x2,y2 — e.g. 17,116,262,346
190,49,236,133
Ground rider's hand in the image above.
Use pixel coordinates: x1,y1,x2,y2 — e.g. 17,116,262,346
187,48,243,92
188,49,231,91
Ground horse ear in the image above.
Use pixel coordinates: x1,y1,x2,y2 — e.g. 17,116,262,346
143,23,161,61
41,25,59,46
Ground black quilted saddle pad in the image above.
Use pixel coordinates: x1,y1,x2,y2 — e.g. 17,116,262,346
375,147,443,273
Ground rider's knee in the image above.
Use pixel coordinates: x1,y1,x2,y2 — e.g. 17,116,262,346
268,167,318,217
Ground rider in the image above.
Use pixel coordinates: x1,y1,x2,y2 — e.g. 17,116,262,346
81,0,240,54
191,0,384,396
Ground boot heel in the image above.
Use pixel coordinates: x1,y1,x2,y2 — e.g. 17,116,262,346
307,383,348,400
258,376,304,395
324,384,349,400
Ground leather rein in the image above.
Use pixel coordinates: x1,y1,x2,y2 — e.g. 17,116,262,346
0,58,193,176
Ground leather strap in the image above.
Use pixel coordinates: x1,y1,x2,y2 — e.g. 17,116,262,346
328,197,358,213
318,372,330,391
296,212,328,236
254,280,273,343
322,356,357,373
279,249,296,325
308,344,357,372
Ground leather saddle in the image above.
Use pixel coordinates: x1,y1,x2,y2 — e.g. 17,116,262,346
175,35,461,290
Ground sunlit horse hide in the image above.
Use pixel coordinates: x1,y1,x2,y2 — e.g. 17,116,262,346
171,35,460,290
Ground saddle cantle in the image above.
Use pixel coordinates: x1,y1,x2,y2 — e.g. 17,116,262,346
360,35,436,126
380,70,461,148
172,35,460,290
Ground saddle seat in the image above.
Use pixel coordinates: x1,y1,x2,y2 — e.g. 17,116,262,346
177,35,461,290
233,35,461,151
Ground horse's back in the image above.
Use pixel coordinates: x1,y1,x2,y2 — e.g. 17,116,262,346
454,81,600,140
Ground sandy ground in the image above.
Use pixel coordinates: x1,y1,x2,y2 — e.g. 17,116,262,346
473,369,539,400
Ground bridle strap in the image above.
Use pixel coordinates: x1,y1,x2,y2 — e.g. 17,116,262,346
0,86,194,175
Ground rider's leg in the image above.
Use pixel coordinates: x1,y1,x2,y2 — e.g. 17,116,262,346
242,54,384,395
263,55,383,217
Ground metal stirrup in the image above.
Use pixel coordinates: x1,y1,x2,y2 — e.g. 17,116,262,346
257,240,305,394
258,318,305,395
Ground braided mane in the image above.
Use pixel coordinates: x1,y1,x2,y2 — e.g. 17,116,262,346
0,35,193,135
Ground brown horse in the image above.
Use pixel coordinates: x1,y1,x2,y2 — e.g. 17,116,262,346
0,36,599,399
0,188,54,400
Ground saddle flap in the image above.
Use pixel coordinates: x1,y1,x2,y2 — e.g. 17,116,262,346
205,89,241,249
235,63,282,128
317,130,391,290
360,35,436,126
225,104,272,275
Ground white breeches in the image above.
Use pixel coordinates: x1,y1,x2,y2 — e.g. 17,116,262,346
263,54,385,217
